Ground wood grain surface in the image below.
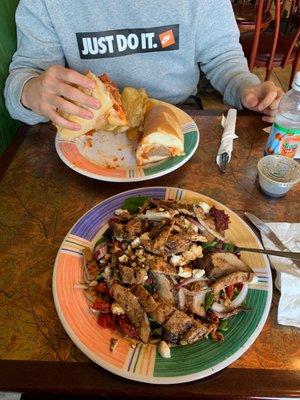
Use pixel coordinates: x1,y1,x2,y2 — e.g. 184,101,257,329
0,111,299,398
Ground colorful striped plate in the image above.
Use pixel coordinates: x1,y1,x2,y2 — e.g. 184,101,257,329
55,103,199,182
53,187,272,384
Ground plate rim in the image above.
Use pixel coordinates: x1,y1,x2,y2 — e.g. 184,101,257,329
54,106,200,182
52,186,272,384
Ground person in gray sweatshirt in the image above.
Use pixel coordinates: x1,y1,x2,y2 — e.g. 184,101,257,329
4,0,283,133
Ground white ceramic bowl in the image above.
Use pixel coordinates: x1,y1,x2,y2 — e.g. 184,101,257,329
257,155,300,197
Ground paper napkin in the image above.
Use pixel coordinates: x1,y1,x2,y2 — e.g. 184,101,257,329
261,222,300,328
216,109,238,165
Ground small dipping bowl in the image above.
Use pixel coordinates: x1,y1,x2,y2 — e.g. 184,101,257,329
257,155,300,198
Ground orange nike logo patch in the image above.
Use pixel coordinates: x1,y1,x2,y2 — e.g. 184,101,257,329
159,29,175,48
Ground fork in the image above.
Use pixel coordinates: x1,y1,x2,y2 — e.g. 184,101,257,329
236,246,300,262
218,152,229,173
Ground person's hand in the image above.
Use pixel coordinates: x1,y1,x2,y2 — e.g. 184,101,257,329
21,64,101,131
241,81,284,123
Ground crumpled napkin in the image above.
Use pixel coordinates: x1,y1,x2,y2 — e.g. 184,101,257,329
261,222,300,328
216,109,238,165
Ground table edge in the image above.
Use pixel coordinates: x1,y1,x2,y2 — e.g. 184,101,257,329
0,360,299,399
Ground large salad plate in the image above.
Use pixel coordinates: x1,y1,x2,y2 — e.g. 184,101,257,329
53,187,272,384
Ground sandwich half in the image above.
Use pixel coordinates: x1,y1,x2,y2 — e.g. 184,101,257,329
56,72,128,140
136,104,184,166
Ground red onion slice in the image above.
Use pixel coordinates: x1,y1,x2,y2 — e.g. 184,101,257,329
93,243,108,260
211,284,248,313
176,276,208,289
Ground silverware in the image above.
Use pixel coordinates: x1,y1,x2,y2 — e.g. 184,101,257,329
245,212,300,269
235,246,300,261
217,152,229,173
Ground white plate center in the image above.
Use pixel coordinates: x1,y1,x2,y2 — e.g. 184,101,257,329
76,131,138,169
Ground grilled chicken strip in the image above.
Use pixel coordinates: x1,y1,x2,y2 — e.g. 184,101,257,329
164,309,193,337
149,258,177,276
119,265,147,284
180,320,209,345
131,285,158,314
211,271,253,294
151,295,176,324
125,219,143,239
208,252,250,278
111,283,151,343
132,285,177,325
193,205,225,242
151,272,178,304
153,221,174,249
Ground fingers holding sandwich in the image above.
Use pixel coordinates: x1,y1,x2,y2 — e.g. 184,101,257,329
56,72,129,140
21,64,101,130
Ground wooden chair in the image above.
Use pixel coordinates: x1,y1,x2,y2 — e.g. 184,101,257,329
240,0,300,87
233,0,273,32
286,0,300,34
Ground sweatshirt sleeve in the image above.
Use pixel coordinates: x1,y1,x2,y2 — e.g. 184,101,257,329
4,0,65,124
196,0,261,109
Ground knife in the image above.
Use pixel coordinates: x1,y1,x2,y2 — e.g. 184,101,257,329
245,212,300,269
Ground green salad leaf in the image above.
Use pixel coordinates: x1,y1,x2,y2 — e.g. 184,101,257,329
232,288,240,300
202,241,218,250
223,242,235,253
144,284,156,295
205,292,213,311
122,196,149,213
218,319,229,332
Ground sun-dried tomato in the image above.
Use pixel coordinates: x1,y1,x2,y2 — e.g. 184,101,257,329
95,282,110,296
91,298,111,313
97,313,118,330
226,284,235,300
118,315,138,339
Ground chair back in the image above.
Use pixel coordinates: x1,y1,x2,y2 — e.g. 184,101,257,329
235,0,272,12
233,0,273,31
249,0,300,71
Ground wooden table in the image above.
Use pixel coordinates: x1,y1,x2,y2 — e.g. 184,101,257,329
0,111,299,399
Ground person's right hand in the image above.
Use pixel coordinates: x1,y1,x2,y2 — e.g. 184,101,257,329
21,64,101,131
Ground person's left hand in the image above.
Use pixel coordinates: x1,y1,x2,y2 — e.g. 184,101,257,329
241,81,284,123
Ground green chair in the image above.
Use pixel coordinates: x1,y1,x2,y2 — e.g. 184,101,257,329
0,0,21,157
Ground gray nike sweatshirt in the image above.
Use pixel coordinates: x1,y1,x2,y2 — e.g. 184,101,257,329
4,0,260,125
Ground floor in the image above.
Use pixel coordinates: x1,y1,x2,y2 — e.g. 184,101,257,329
200,65,292,111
